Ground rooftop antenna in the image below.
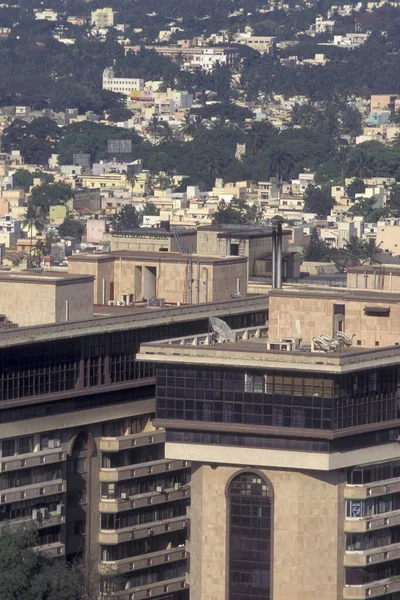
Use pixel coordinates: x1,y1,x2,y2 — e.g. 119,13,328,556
312,331,355,352
209,316,236,344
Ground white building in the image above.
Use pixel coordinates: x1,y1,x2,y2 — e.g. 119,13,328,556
34,8,58,21
91,8,114,28
0,215,21,248
102,68,144,96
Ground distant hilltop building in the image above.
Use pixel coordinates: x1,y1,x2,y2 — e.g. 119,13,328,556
102,67,144,96
91,7,114,28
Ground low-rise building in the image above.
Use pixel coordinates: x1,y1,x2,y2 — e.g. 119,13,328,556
68,250,248,305
0,272,94,327
91,7,114,27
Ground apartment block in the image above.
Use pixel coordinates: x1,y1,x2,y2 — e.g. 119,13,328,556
0,296,268,600
137,286,400,600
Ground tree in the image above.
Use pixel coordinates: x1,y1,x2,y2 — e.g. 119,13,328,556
303,227,331,261
22,203,45,259
346,178,365,200
140,202,160,221
344,235,368,258
0,527,84,600
347,197,387,221
387,183,400,216
30,182,73,214
212,198,259,226
246,120,276,159
58,217,85,241
303,184,335,217
111,204,140,232
267,149,294,183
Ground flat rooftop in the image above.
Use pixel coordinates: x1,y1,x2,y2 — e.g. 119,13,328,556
198,225,291,239
0,295,268,348
269,286,400,303
137,335,400,375
69,251,247,264
0,271,94,286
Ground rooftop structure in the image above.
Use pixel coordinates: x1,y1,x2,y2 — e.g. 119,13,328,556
136,286,400,600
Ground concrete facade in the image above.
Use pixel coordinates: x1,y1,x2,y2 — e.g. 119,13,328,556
189,464,343,600
268,287,400,348
68,251,247,305
0,272,94,326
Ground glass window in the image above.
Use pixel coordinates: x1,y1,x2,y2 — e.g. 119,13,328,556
228,473,272,600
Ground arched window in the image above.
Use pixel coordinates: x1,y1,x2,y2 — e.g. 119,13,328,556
227,471,273,600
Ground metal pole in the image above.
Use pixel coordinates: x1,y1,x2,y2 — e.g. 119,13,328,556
188,260,193,304
196,261,200,304
364,269,367,289
272,229,277,289
65,300,69,322
102,278,106,304
277,223,283,289
203,267,208,303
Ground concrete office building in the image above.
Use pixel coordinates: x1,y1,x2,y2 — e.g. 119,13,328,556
68,250,247,305
137,286,400,600
0,297,267,600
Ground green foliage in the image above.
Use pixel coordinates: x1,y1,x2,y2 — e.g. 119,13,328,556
57,122,143,165
58,217,85,241
387,183,400,216
303,185,335,217
303,228,331,262
346,178,366,200
111,204,140,232
30,182,73,214
212,198,259,226
347,197,387,222
0,527,84,600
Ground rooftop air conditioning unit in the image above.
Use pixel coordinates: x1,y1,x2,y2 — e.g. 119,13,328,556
32,509,40,520
47,440,55,449
117,300,126,307
56,504,64,515
40,507,49,519
156,486,164,493
120,493,127,499
108,300,116,306
148,297,165,307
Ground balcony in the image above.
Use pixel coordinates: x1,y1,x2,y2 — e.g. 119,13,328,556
344,542,400,566
343,576,400,599
98,515,189,545
344,509,400,533
99,431,166,453
112,576,187,600
99,485,190,513
345,478,400,500
0,479,66,504
0,448,66,472
33,541,65,558
0,510,65,533
99,459,189,483
100,546,186,575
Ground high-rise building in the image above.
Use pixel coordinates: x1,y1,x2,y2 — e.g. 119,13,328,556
0,297,267,600
137,285,400,600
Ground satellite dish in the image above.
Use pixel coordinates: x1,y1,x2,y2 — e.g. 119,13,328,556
209,316,236,343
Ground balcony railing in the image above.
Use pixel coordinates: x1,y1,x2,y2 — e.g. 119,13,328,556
344,576,400,599
32,541,65,558
0,448,66,473
0,510,64,533
99,431,166,453
99,459,189,483
344,509,400,533
99,485,190,513
0,479,65,504
100,546,186,575
344,542,400,567
98,515,188,545
345,478,400,500
112,576,187,600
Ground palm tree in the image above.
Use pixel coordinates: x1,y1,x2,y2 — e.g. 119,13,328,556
33,239,46,267
125,172,138,194
344,235,366,259
22,204,45,262
346,149,373,179
361,238,383,264
267,150,294,184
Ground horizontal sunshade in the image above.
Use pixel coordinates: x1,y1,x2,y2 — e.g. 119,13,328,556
364,306,390,315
